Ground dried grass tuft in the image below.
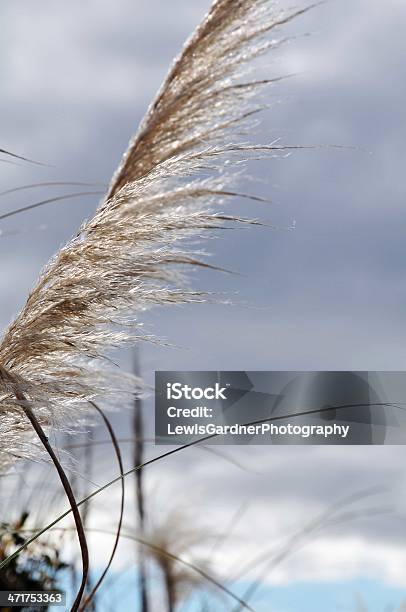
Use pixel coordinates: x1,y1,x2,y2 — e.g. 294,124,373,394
0,0,311,471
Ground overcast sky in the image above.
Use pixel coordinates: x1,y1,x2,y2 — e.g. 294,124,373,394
1,1,406,610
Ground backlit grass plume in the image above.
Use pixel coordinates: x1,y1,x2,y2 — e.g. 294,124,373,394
143,510,215,611
0,0,312,472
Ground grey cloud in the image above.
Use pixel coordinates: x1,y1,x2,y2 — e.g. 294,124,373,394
1,0,406,591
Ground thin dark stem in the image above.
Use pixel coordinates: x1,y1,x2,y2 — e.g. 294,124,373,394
0,147,48,166
79,402,125,611
65,433,80,602
0,191,104,221
133,348,149,612
80,428,94,609
0,182,107,198
18,403,89,612
164,569,175,612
